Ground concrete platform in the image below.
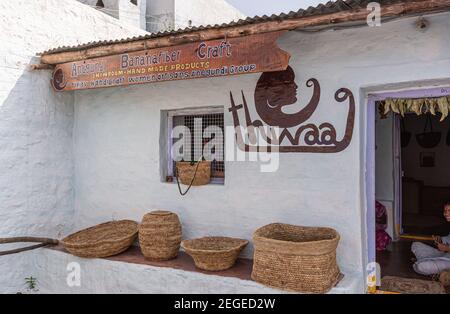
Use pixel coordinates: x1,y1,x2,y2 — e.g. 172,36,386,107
28,246,364,293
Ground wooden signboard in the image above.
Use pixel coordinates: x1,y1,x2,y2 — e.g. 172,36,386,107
51,31,290,91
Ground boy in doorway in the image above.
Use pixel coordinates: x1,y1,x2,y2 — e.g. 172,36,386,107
411,201,450,276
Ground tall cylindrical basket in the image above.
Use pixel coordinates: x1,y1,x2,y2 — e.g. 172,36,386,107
138,210,182,261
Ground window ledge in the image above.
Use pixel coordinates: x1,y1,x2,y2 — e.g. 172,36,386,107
163,179,225,186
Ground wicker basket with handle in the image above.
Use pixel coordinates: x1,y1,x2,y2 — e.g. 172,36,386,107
251,223,341,293
176,161,211,186
181,236,248,271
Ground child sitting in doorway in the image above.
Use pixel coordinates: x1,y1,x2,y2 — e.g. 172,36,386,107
411,201,450,276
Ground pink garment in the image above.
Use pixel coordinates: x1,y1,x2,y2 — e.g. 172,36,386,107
375,201,392,251
375,201,387,231
376,230,392,251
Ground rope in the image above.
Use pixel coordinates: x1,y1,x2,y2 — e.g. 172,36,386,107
175,157,203,196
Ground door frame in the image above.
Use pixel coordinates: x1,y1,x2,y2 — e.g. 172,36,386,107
365,86,450,269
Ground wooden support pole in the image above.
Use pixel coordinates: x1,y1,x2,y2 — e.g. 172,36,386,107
0,237,59,256
39,0,450,65
0,243,54,256
0,237,59,244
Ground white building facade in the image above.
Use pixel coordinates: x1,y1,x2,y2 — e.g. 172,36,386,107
0,0,146,293
76,0,246,32
1,0,450,294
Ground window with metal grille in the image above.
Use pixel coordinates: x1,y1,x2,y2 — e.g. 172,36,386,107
167,108,224,184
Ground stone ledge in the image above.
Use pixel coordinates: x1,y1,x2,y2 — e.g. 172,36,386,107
51,245,253,281
29,247,364,293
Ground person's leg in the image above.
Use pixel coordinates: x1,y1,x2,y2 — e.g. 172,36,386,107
413,257,450,276
411,242,446,260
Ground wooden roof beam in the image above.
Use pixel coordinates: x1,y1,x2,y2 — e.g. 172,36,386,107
39,0,450,65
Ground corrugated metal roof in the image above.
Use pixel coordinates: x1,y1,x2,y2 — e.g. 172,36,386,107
39,0,422,55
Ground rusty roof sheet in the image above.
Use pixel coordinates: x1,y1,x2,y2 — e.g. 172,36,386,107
40,0,425,55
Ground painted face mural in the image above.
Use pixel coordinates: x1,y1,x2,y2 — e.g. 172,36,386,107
254,66,320,129
51,69,67,91
229,66,355,153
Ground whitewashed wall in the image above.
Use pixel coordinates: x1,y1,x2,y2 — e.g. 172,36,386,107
0,0,145,293
78,0,246,33
77,0,121,19
77,0,147,29
146,0,246,33
72,13,450,289
119,0,147,30
174,0,246,29
146,0,175,33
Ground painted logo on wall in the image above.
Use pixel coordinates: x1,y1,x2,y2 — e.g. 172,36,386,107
229,66,355,153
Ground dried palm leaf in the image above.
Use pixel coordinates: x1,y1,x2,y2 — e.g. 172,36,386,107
384,98,394,115
391,98,400,114
437,97,449,121
397,99,406,116
405,99,414,113
411,99,422,115
429,98,437,116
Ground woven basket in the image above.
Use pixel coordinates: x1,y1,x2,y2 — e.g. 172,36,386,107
181,237,248,271
139,210,182,260
176,161,211,186
61,220,138,258
251,223,341,293
440,270,450,286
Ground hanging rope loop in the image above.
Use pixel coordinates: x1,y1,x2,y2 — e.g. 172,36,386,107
175,156,204,196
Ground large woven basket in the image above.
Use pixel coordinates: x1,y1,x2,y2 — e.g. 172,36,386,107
251,223,341,293
181,237,248,271
61,220,138,258
139,210,182,260
176,161,211,186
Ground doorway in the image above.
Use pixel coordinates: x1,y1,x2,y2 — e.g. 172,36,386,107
400,114,450,236
368,87,450,290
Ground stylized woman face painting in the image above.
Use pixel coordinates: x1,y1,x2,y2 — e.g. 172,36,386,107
52,69,67,91
254,66,320,128
260,67,298,108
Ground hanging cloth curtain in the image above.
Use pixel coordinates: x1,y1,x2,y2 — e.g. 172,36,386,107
379,96,450,122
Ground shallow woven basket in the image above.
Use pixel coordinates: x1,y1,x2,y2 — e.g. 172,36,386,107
181,237,248,271
176,161,211,186
251,223,341,294
139,210,182,261
61,220,138,258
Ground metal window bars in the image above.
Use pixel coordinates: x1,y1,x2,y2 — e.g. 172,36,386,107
172,113,224,179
